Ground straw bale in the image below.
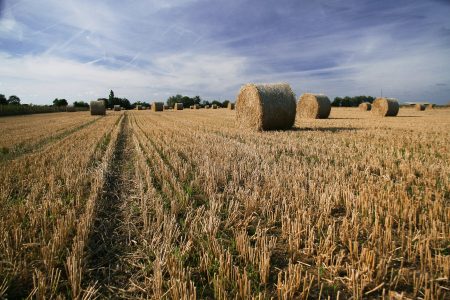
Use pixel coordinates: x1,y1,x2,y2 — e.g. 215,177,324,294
236,83,296,131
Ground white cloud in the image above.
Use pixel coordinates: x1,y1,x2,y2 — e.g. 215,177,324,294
0,51,248,103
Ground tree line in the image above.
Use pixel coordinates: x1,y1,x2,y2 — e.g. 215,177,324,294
331,95,375,107
166,94,230,108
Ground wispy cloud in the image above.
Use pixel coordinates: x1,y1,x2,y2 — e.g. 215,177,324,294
0,0,449,104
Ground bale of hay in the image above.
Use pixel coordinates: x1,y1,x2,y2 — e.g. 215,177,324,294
228,103,235,110
90,101,106,115
236,83,296,131
66,105,76,112
296,93,331,119
425,104,434,110
205,105,210,109
415,104,425,111
163,105,169,110
194,104,200,109
152,102,164,112
174,103,184,110
359,102,372,111
114,105,121,111
136,105,143,110
212,104,218,109
371,97,399,117
190,105,194,109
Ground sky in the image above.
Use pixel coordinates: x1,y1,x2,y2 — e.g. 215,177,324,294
0,0,450,105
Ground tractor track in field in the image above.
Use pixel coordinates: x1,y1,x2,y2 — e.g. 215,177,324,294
84,113,138,297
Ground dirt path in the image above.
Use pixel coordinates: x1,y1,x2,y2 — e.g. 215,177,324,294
84,113,138,297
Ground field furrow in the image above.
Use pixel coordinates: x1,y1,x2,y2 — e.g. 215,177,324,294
0,113,123,298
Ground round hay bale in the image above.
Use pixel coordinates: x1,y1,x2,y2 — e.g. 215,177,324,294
90,101,106,115
371,97,399,117
113,105,121,111
228,103,235,110
190,105,194,109
236,83,296,131
205,105,210,109
296,93,331,119
152,102,164,112
194,104,200,109
415,104,425,111
163,105,169,110
359,102,372,111
174,103,184,110
425,104,434,110
212,104,218,109
66,105,76,112
136,105,143,110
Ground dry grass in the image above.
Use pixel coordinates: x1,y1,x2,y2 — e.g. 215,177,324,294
0,112,98,152
0,108,449,299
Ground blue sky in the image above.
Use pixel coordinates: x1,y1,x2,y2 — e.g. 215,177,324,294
0,0,449,104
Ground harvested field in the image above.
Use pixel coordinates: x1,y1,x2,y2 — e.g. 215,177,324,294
0,112,100,156
0,108,449,299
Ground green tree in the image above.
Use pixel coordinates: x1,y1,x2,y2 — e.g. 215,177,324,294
341,96,351,107
120,98,132,109
109,90,114,101
166,94,204,108
7,95,21,105
193,96,201,104
73,101,89,108
331,97,342,107
211,100,222,107
0,94,7,105
222,100,230,107
53,98,68,106
108,90,115,108
132,101,150,108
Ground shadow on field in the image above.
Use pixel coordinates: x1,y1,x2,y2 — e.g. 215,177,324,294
396,116,421,118
329,117,363,120
291,127,360,132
